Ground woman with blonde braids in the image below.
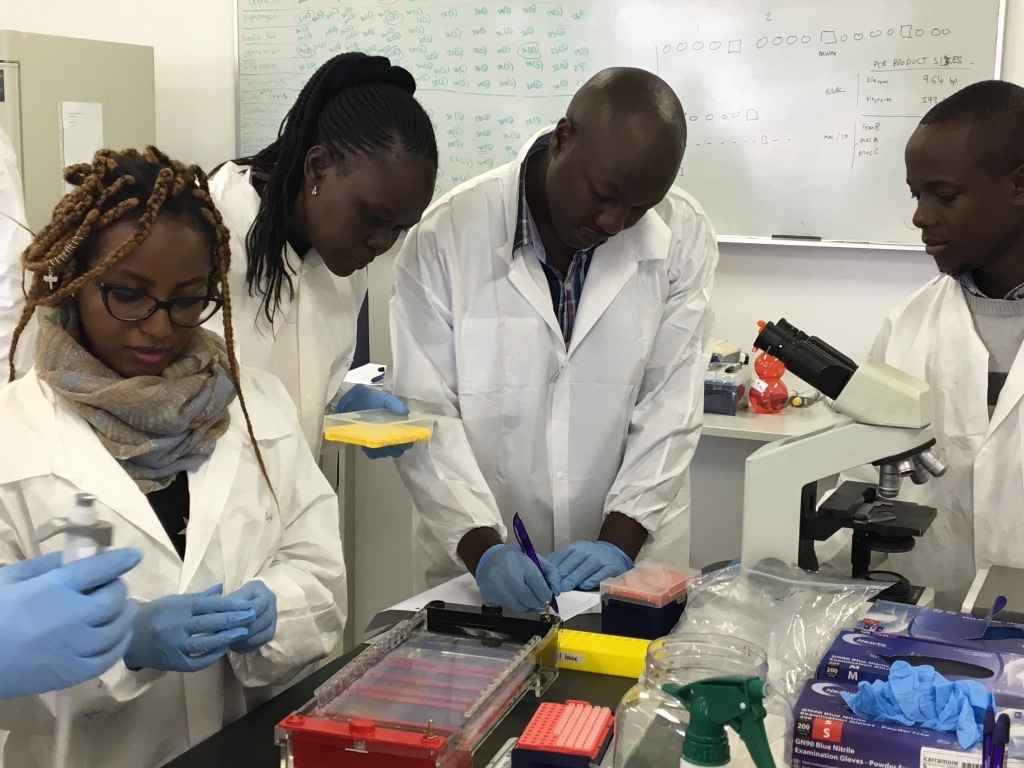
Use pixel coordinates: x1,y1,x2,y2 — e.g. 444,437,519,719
0,147,346,768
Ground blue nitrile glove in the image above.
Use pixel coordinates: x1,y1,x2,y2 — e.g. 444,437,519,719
334,383,414,459
841,661,995,749
124,584,255,673
475,544,562,612
549,540,634,592
0,548,142,699
226,580,277,654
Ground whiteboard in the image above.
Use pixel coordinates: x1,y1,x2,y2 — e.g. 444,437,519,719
236,0,1005,246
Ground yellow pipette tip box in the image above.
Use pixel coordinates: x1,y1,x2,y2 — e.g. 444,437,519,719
322,409,434,449
556,629,651,678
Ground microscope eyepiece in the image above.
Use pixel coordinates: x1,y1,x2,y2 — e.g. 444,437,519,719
753,319,858,400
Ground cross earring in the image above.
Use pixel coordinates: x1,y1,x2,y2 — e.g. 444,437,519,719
311,185,318,196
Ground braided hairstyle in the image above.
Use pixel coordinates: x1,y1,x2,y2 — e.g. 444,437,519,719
233,51,438,323
11,146,276,502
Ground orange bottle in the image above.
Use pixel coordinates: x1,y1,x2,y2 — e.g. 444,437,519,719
749,322,789,414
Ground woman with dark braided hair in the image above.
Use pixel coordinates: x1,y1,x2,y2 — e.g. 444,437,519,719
208,52,438,456
0,148,346,768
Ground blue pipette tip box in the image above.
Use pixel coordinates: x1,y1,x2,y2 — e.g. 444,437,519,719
600,565,696,641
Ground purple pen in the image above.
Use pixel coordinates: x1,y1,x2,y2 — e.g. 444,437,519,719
991,714,1010,768
512,513,559,612
982,707,995,768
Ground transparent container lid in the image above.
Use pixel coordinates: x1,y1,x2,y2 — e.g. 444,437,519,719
275,606,557,768
323,409,434,448
600,565,698,608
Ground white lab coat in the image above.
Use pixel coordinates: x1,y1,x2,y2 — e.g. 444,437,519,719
829,275,1024,609
208,162,367,455
0,366,346,768
0,126,34,382
390,129,717,588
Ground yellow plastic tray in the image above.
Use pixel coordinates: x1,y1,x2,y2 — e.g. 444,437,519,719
322,409,433,449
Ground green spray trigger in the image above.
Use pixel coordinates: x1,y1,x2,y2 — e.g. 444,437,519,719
662,676,776,768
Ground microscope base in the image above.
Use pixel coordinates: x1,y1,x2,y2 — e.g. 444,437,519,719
871,580,933,606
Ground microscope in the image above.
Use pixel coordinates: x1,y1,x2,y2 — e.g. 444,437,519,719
739,319,947,605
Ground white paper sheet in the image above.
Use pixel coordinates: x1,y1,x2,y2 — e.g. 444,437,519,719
59,102,103,192
343,362,386,386
386,572,602,620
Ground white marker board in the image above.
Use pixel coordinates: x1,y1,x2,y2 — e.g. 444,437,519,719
236,0,1005,246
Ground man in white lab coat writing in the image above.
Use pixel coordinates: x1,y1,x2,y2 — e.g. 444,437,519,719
390,67,718,610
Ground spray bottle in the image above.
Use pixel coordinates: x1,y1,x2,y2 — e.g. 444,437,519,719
37,494,113,768
662,676,777,768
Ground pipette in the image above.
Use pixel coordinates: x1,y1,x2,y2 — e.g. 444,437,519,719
42,494,109,768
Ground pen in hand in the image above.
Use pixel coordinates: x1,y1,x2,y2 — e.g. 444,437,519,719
991,714,1010,768
982,706,995,768
512,513,559,613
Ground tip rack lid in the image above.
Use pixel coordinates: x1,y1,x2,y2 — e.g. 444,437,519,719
516,701,613,757
600,565,697,608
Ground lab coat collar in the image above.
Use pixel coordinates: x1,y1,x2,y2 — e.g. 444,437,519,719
497,130,672,353
930,277,1024,438
0,369,292,579
212,163,317,276
0,371,185,560
497,128,555,265
960,281,1024,435
499,128,670,265
568,212,669,354
991,342,1024,434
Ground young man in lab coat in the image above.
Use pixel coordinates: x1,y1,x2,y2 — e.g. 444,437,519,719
390,67,717,610
847,80,1024,609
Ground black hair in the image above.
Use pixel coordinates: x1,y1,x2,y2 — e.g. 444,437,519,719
233,52,438,323
920,79,1024,174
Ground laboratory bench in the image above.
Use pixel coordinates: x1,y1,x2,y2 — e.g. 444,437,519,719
325,401,847,648
164,615,630,768
702,401,846,442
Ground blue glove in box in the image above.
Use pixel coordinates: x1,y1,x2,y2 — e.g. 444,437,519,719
818,630,1024,709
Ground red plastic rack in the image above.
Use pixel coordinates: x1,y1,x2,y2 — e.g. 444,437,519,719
512,701,614,768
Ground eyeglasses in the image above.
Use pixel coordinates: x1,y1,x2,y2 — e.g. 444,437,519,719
95,282,223,328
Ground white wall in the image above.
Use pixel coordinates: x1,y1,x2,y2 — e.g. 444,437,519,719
0,0,237,171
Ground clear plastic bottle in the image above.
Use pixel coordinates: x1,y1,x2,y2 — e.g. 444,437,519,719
612,634,768,768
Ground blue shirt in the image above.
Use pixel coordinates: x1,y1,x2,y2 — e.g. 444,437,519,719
512,133,596,345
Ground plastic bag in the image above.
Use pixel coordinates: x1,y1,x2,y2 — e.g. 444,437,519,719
673,558,885,708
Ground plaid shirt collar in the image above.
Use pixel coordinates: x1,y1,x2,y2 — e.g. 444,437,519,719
513,132,553,256
954,272,1024,301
